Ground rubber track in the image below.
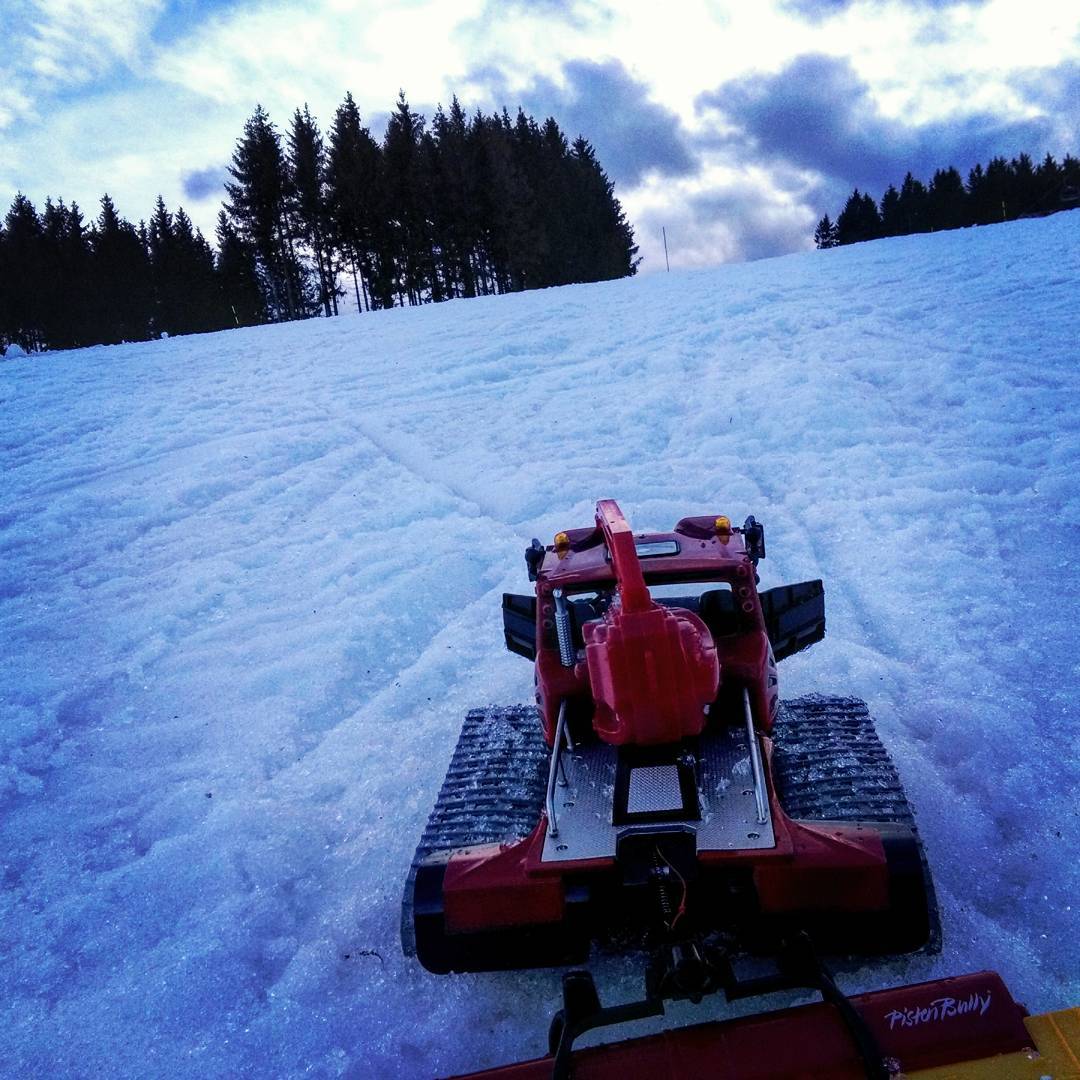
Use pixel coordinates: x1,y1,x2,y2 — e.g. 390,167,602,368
772,694,942,953
771,695,915,823
401,705,547,955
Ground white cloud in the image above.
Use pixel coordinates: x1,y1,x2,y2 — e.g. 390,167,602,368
0,0,163,127
152,0,486,119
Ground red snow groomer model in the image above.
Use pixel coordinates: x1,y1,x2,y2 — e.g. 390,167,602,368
403,501,938,992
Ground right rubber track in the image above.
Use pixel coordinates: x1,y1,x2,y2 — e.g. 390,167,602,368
771,694,942,953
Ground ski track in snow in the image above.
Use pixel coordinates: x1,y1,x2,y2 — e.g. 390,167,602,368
1,213,1079,1077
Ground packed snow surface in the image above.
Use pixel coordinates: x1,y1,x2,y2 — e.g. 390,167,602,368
2,213,1079,1077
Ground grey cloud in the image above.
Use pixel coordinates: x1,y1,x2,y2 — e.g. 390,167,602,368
1013,59,1080,140
635,181,815,269
467,58,699,187
698,53,1056,198
181,165,227,201
690,181,815,262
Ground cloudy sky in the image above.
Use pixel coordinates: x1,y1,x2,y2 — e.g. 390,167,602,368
2,0,1078,271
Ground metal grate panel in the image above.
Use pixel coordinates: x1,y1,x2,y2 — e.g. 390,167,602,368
627,765,683,814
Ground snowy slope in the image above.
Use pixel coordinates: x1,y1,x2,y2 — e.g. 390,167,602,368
1,212,1078,1078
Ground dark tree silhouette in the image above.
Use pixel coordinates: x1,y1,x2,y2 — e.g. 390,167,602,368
814,214,839,248
226,104,311,321
215,211,267,328
288,105,338,317
3,194,47,352
326,92,383,312
92,194,152,344
818,146,1079,248
1,89,639,354
835,189,881,245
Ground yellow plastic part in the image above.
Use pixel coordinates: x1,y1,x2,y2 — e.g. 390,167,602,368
908,1007,1080,1079
714,516,732,534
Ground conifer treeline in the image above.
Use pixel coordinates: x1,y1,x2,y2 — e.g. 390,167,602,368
815,151,1080,248
0,92,638,355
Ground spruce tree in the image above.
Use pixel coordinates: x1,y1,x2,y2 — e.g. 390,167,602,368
878,185,901,237
93,194,127,343
148,195,180,335
1062,154,1080,194
814,214,839,248
897,173,929,233
835,189,881,244
965,163,987,223
172,207,221,333
326,92,386,311
40,198,95,348
92,194,152,344
3,194,47,351
215,211,267,327
226,104,310,320
430,97,480,298
982,157,1012,223
566,136,639,282
1010,152,1037,215
469,109,530,294
1035,153,1062,213
382,92,430,305
927,167,966,230
288,105,338,316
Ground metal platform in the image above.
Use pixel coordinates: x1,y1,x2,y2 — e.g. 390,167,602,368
541,724,775,863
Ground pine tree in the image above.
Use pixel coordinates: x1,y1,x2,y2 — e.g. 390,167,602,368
1010,152,1037,215
1034,153,1063,213
148,195,180,335
92,194,152,344
430,97,480,298
927,166,967,231
982,157,1012,223
41,198,93,349
814,214,839,248
327,92,392,311
172,207,221,333
225,104,311,321
835,189,881,244
896,173,929,233
566,136,639,282
3,194,47,351
878,186,901,237
215,211,267,326
288,105,338,317
382,92,431,305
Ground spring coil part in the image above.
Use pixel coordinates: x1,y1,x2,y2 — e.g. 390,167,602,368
553,589,575,668
653,848,674,923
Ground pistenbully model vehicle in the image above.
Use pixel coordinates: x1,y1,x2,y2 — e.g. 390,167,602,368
402,500,939,988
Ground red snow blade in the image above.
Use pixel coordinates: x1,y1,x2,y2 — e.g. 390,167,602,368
451,972,1031,1079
